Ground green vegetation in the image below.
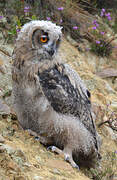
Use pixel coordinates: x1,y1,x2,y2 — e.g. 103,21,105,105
89,151,117,180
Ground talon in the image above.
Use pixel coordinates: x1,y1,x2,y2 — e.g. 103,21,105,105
64,154,70,162
47,146,56,152
64,154,79,170
73,164,79,170
35,136,40,140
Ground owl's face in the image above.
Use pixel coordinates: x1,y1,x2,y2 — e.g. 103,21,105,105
17,21,61,61
15,21,62,63
32,29,61,60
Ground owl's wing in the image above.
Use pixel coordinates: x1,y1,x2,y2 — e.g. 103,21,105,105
39,63,97,139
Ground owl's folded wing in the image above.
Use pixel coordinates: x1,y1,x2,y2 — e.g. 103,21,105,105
39,63,97,138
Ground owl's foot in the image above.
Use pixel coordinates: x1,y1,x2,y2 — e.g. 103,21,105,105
47,146,63,154
47,146,79,170
27,129,53,145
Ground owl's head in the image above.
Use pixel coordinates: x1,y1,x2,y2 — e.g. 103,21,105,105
17,20,62,61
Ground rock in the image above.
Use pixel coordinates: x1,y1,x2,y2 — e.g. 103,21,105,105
66,34,78,47
0,49,12,99
1,144,16,155
14,149,27,162
110,101,117,111
105,126,117,141
0,134,5,143
84,79,96,91
105,82,115,94
84,53,98,72
7,161,20,171
98,57,108,67
96,68,117,78
0,88,4,97
14,176,27,180
33,176,44,180
0,145,5,153
10,149,27,167
0,45,13,57
0,65,6,74
52,168,61,175
0,99,11,115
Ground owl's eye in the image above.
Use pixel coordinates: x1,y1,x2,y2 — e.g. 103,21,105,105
40,35,48,43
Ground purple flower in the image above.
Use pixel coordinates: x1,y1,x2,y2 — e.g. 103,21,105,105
102,8,105,12
46,17,51,21
57,7,64,11
16,29,20,32
0,16,3,19
24,6,30,10
105,12,111,20
105,12,110,17
93,20,99,27
85,48,91,51
100,31,105,35
114,150,117,154
73,26,78,30
24,6,30,12
93,20,97,24
100,12,104,17
95,23,99,27
107,16,111,21
100,8,106,17
92,26,97,30
113,46,117,48
96,40,100,44
101,12,103,16
16,25,20,33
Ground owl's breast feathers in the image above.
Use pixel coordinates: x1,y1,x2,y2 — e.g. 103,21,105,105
38,63,98,146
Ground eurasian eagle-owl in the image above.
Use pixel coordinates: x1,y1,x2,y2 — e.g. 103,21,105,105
12,20,101,169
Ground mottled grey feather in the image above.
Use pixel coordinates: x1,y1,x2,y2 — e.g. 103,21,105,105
38,63,98,148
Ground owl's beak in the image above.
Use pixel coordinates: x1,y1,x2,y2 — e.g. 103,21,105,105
48,49,55,56
47,42,56,56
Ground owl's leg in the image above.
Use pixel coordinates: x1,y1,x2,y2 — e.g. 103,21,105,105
47,146,79,169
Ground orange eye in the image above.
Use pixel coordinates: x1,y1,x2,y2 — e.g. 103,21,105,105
40,35,48,43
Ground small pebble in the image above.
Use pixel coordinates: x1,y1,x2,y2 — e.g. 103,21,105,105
0,145,5,153
33,176,43,180
0,134,5,143
52,168,61,175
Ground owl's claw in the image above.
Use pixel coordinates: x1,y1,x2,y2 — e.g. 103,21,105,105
47,146,62,153
35,136,40,141
64,154,79,170
47,146,54,151
47,146,79,170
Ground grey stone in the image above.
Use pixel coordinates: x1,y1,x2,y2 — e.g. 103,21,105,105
110,101,117,111
33,176,44,180
0,134,5,143
0,99,11,115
